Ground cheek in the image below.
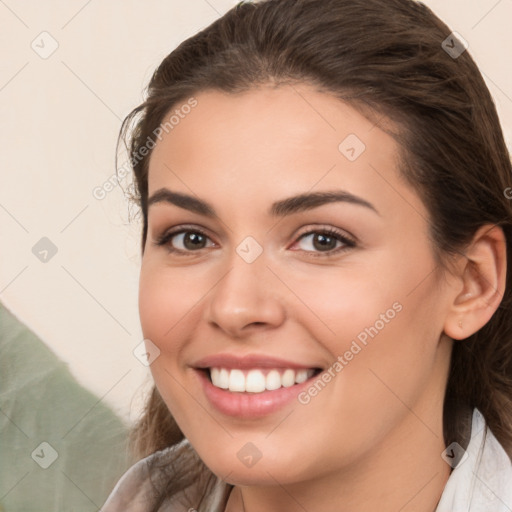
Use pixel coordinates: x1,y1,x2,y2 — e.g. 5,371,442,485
286,296,439,473
138,261,201,352
288,260,402,354
289,246,442,409
138,263,199,419
138,267,171,348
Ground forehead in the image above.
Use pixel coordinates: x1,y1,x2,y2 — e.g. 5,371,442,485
147,84,426,222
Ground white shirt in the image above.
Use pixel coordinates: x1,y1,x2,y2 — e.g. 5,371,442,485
102,408,512,511
435,408,512,511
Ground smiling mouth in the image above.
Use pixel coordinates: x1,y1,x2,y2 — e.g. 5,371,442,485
203,367,322,393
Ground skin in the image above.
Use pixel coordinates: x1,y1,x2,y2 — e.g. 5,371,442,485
138,83,506,512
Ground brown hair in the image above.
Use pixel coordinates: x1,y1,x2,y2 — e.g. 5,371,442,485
118,0,512,507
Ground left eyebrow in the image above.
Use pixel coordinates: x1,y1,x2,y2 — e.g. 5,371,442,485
269,190,380,217
147,188,380,217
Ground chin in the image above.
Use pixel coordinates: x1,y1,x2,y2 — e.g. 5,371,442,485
196,443,307,487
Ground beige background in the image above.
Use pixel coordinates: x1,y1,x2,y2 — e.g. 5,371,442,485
1,0,511,424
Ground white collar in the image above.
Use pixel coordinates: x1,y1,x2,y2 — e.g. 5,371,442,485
435,408,512,511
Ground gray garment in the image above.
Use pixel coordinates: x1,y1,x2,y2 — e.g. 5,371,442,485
100,438,230,512
101,408,512,512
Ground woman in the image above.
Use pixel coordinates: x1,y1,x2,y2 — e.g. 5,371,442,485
102,0,512,510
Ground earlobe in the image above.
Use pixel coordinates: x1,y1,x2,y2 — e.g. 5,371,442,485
443,224,507,341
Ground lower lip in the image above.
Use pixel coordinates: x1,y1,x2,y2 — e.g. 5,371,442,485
196,369,317,418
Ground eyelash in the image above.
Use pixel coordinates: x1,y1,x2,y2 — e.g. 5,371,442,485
153,225,357,258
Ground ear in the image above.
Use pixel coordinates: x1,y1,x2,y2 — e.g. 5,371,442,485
443,224,507,341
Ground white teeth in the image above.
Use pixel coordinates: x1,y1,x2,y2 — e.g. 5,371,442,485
211,367,220,384
228,369,245,392
218,368,229,389
282,369,295,387
209,367,316,393
294,369,309,384
266,370,281,391
211,367,230,389
246,370,266,392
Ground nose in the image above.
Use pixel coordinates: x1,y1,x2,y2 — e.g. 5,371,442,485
205,248,286,338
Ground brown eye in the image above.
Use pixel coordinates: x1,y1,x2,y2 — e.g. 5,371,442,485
154,227,215,254
293,228,356,257
179,232,208,250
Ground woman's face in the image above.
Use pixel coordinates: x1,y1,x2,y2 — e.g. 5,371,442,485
139,84,455,486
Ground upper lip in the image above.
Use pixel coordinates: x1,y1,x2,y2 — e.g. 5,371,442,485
193,353,322,370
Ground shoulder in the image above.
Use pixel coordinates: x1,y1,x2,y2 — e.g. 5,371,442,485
472,409,512,505
436,408,512,511
100,439,231,512
100,442,182,512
